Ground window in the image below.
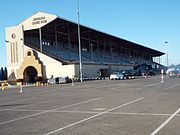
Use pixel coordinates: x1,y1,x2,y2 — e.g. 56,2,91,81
42,41,50,46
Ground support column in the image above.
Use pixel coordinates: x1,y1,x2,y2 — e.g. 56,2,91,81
21,24,25,58
68,24,71,59
39,28,42,53
55,23,58,58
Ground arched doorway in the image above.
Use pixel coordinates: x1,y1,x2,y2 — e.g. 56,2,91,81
23,66,37,83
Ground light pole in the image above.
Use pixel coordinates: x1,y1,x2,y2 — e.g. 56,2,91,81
165,41,168,67
77,0,83,82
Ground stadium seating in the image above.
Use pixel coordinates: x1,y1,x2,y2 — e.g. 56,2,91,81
25,37,154,66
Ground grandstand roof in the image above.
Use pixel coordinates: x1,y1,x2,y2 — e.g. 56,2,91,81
22,12,164,57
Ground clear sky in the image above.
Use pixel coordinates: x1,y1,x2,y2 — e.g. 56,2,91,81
0,0,180,67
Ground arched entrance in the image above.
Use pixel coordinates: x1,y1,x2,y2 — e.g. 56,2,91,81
23,66,37,83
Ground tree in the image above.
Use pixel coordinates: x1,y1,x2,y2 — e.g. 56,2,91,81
3,67,7,80
0,67,2,80
35,76,43,82
1,67,4,80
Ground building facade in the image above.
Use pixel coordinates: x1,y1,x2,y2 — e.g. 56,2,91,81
6,12,164,83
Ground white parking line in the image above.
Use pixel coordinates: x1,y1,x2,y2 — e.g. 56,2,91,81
44,97,143,135
7,109,180,117
109,87,119,90
0,98,35,106
145,83,159,87
165,84,178,90
0,97,102,125
0,99,58,112
97,85,108,88
150,107,180,135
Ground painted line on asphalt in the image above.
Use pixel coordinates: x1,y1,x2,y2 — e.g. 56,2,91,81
97,85,109,88
9,109,46,112
150,107,180,135
165,84,178,90
0,97,102,125
109,87,133,91
0,98,35,106
145,83,159,87
109,87,120,90
7,109,180,117
44,97,143,135
97,83,127,89
109,112,178,117
0,99,59,112
110,87,117,90
54,111,173,117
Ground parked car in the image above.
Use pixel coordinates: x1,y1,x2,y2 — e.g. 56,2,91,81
148,71,155,76
121,70,135,79
48,76,71,84
110,72,124,80
139,70,149,77
168,70,180,78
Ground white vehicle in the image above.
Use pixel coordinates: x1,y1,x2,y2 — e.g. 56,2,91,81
168,70,180,78
110,72,124,80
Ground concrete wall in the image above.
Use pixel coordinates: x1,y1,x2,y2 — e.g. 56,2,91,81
82,64,108,78
23,46,75,79
24,46,62,79
73,64,133,79
109,65,133,73
61,65,75,78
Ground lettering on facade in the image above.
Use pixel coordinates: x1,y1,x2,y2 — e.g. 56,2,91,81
32,16,47,25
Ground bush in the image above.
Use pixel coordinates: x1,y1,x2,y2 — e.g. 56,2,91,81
16,79,23,82
35,76,43,82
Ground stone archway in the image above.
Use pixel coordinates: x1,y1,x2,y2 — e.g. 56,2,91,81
23,66,37,83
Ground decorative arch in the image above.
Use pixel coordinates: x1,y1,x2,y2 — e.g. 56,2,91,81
18,49,43,82
23,66,37,83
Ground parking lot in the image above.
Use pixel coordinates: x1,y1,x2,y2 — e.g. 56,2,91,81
0,76,180,135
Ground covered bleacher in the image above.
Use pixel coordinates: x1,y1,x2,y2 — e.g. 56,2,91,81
24,16,164,66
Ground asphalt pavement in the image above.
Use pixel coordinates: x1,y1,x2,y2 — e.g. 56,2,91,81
0,76,180,135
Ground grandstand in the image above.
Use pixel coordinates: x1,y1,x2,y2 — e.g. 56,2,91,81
6,12,164,83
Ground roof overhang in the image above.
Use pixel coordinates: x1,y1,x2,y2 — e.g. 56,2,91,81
22,12,165,57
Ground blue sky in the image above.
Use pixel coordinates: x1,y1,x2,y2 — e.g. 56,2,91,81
0,0,180,67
